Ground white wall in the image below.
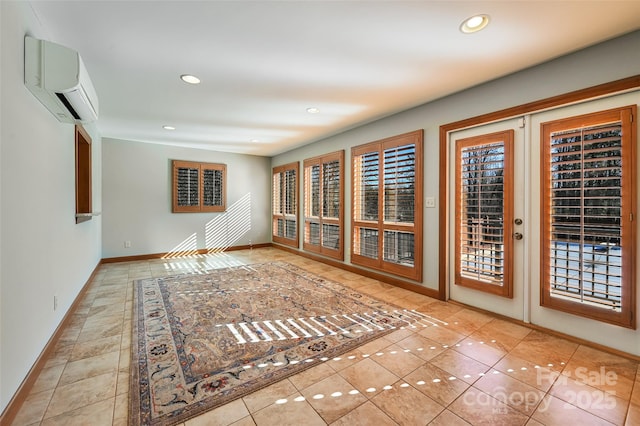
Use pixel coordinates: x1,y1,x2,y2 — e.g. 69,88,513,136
0,2,102,413
101,138,271,258
272,30,640,293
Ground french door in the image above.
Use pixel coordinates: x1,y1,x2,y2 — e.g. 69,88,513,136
449,119,528,320
529,93,638,337
447,92,638,351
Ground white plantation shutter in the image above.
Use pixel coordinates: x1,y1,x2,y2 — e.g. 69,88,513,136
454,131,513,298
541,106,635,328
323,160,340,219
303,152,344,259
384,144,415,224
547,124,623,306
310,165,320,217
304,164,320,246
203,168,223,207
382,144,416,266
353,150,379,259
284,169,297,216
273,162,299,247
177,166,199,207
272,172,282,216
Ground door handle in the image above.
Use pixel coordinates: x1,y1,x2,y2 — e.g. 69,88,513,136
513,232,523,240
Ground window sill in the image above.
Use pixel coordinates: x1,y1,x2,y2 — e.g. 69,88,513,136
75,212,101,217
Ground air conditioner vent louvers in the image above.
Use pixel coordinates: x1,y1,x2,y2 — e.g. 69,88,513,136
55,93,81,120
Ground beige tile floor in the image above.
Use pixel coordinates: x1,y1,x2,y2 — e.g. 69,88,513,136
10,247,640,425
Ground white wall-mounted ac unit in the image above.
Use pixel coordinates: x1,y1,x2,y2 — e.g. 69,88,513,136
24,36,99,124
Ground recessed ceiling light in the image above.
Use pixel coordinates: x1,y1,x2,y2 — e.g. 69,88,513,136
163,125,176,130
306,107,320,114
460,14,490,34
180,74,201,84
250,139,260,143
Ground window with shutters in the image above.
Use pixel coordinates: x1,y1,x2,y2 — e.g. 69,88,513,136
541,106,636,328
303,151,344,259
172,160,226,213
273,162,299,247
455,131,514,297
352,130,423,281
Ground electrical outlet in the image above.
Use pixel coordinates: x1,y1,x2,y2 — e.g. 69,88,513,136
54,295,58,311
425,197,436,208
124,241,131,248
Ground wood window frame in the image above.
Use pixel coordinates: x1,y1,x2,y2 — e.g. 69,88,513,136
540,106,636,329
303,150,344,260
172,160,226,213
455,130,514,298
75,125,92,223
351,130,423,281
272,161,299,248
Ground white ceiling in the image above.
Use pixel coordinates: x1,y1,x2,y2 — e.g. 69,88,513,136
28,1,640,156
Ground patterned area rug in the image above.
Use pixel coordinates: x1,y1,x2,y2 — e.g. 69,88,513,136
130,261,423,425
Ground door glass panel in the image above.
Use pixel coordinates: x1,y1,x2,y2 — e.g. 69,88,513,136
545,120,625,313
533,99,637,333
455,131,514,298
